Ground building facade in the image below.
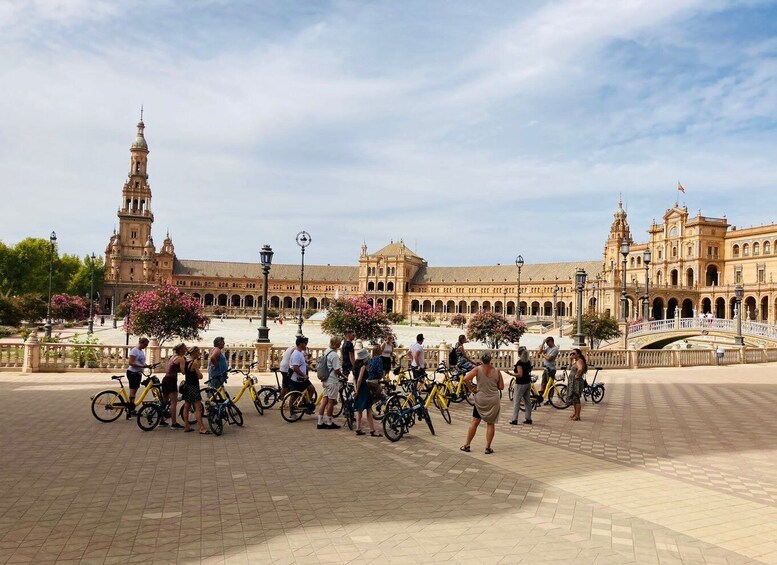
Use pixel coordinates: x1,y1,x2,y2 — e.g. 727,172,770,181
104,120,777,326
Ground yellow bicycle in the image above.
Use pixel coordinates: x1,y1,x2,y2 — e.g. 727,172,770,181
386,376,452,424
435,363,474,406
90,363,162,422
180,362,263,424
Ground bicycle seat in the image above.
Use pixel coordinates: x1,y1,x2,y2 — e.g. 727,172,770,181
270,366,280,372
111,375,123,380
594,367,603,371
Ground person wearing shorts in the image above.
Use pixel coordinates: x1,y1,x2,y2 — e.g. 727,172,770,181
289,337,317,399
126,337,150,414
317,336,343,430
208,337,228,389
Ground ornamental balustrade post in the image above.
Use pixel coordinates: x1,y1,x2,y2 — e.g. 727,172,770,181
438,341,450,367
22,331,41,374
147,338,160,366
511,342,520,368
254,342,273,371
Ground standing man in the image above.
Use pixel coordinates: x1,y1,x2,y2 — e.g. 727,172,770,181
410,333,426,379
290,336,317,402
341,330,356,380
317,336,344,429
538,336,559,404
209,336,228,388
279,336,307,399
127,337,150,415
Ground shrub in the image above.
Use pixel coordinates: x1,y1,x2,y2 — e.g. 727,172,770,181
466,311,527,349
70,333,102,368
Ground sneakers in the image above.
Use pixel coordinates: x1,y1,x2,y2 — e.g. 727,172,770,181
543,400,552,406
509,420,518,425
317,423,327,430
326,422,341,429
171,423,184,430
523,419,533,425
158,420,169,427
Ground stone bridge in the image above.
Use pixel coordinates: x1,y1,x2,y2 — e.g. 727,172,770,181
627,317,777,349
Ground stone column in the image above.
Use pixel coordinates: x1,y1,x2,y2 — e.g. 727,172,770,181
438,341,450,368
22,331,41,374
254,342,273,371
147,338,160,366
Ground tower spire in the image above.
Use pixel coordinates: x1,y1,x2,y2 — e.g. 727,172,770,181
140,105,144,122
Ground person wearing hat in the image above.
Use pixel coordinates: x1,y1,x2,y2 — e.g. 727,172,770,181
509,346,534,425
409,333,426,379
353,347,380,436
289,336,316,401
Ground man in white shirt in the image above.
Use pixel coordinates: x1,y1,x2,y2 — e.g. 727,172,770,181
127,337,150,414
317,336,343,430
279,336,307,398
409,333,426,379
289,336,316,400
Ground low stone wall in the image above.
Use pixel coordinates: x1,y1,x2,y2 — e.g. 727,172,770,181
5,332,777,373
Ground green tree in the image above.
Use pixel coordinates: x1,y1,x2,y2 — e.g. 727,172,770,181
14,293,47,324
576,312,622,349
4,238,53,295
0,295,22,326
126,283,209,344
466,311,527,349
67,255,105,299
321,295,392,344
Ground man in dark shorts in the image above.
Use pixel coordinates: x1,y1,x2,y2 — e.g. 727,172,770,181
127,337,150,414
341,330,355,380
289,336,316,400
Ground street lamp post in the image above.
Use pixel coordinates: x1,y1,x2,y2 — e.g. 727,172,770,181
503,288,507,316
88,252,96,334
735,285,744,345
643,248,651,322
44,231,57,338
295,231,311,337
515,255,524,321
573,268,587,347
257,244,274,343
620,240,630,322
553,285,559,332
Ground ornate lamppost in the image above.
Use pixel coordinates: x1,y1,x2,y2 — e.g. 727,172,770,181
295,231,311,337
553,285,559,332
573,268,587,347
515,255,524,320
643,248,651,322
257,244,274,343
44,231,57,338
735,285,744,345
620,240,630,322
87,252,96,334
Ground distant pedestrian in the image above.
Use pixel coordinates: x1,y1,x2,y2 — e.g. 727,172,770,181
509,346,533,425
248,317,252,324
568,348,588,421
460,352,503,455
380,334,394,375
353,348,380,436
100,316,105,326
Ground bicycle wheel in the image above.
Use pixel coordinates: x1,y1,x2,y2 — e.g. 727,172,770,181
252,395,264,415
508,378,516,401
345,404,355,431
464,389,475,406
332,392,344,418
383,411,404,442
432,395,452,425
591,385,605,404
421,407,435,436
550,385,571,409
227,404,244,426
371,396,388,421
136,404,161,431
257,386,279,409
385,394,407,414
208,410,223,436
447,384,465,403
280,391,305,422
91,390,124,422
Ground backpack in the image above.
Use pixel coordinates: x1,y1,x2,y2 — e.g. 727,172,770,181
316,351,334,381
448,346,458,366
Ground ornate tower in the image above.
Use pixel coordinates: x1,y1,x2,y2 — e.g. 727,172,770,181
603,197,632,284
103,113,159,312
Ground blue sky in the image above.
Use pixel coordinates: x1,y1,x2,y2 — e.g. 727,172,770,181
2,0,777,267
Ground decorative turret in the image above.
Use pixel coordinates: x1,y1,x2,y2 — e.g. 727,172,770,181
609,196,632,243
161,231,174,255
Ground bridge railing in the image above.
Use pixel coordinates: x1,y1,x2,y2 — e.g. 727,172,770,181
630,317,777,341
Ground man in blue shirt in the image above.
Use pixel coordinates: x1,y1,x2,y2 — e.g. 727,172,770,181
208,336,228,388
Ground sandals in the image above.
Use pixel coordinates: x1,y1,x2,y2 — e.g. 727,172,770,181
460,445,470,452
484,447,494,455
355,430,366,436
370,431,382,437
199,430,211,435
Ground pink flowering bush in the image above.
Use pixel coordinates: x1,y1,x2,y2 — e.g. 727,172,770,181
321,295,393,344
126,284,209,344
51,294,89,322
450,313,467,327
466,311,526,349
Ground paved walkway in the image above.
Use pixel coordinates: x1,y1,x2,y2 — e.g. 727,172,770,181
1,363,777,564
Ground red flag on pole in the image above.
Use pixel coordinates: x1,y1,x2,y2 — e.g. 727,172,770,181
678,181,685,193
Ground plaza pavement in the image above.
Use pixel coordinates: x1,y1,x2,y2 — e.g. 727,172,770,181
26,317,575,350
1,363,777,564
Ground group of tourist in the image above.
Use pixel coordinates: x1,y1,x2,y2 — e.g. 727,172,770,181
127,335,232,434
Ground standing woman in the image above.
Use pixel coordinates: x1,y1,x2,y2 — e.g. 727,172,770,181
353,348,380,436
509,346,533,425
161,343,187,429
461,352,503,454
182,346,208,434
568,348,588,421
380,334,394,376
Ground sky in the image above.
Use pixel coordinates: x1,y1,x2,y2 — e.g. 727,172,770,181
2,0,777,267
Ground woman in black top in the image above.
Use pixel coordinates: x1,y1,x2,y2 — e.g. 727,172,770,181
509,346,534,425
183,346,208,434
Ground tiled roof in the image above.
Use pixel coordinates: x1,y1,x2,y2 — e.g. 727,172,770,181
173,259,358,282
371,241,422,259
411,261,603,283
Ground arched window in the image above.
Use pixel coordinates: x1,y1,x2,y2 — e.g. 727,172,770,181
743,243,750,256
765,241,771,255
687,244,693,257
656,271,662,286
368,281,375,291
754,242,760,256
377,282,384,291
658,248,663,260
387,281,394,292
672,246,677,258
733,244,740,258
636,256,641,266
630,257,635,268
669,226,678,238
